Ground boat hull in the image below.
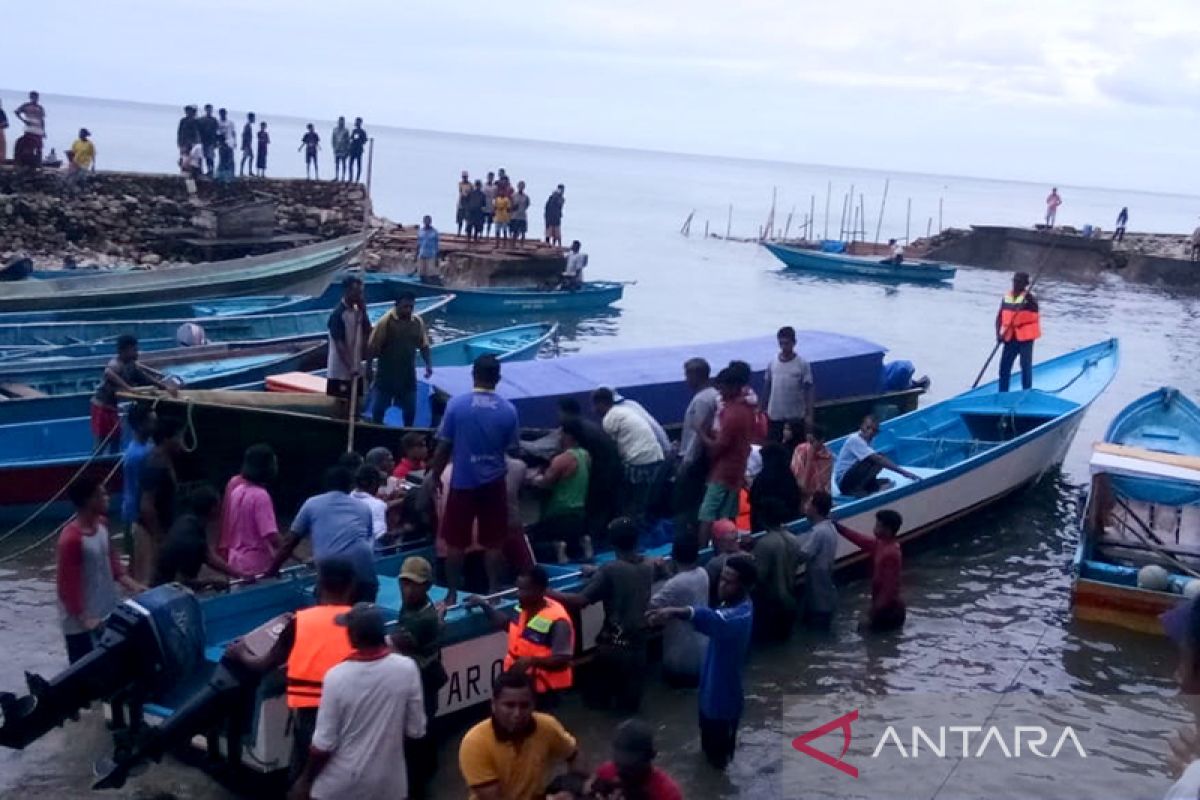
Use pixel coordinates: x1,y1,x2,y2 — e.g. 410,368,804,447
1071,578,1174,636
763,242,957,283
362,274,625,314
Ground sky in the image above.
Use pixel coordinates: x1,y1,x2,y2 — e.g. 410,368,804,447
3,0,1199,194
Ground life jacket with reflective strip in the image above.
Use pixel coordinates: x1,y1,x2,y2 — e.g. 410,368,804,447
503,598,574,692
999,292,1041,342
285,605,354,709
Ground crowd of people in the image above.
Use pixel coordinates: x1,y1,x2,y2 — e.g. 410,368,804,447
56,302,920,797
453,168,569,247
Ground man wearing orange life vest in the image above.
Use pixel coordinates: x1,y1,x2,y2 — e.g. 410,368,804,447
995,271,1041,392
465,566,574,708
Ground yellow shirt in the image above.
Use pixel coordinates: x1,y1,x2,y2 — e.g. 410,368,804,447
459,712,577,800
494,195,512,224
71,139,95,170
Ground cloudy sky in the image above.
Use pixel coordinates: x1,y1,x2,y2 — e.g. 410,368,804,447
3,0,1198,193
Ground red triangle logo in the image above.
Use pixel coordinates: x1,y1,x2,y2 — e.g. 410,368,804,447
791,709,859,778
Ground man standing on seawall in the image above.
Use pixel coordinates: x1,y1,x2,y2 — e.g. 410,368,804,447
198,104,219,176
348,118,367,183
240,112,256,176
996,270,1040,392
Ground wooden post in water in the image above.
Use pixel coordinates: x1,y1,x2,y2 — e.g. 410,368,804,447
726,204,732,239
905,198,912,243
874,178,890,244
810,195,816,242
704,220,709,238
823,182,831,240
839,194,849,240
927,217,933,237
858,194,866,244
782,206,795,240
938,196,944,232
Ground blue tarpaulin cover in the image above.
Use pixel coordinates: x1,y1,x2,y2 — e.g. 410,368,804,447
426,331,888,429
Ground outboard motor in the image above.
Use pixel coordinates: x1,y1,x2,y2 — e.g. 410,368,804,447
0,584,206,750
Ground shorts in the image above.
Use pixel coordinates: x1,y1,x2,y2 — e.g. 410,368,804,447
510,219,527,235
698,482,739,522
443,478,508,550
305,150,318,163
456,207,466,224
90,403,121,441
495,222,510,235
326,376,364,400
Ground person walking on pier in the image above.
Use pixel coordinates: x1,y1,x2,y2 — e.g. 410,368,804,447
647,555,756,770
1044,187,1062,228
240,112,256,176
348,117,367,183
331,117,349,181
996,270,1040,391
58,477,146,664
255,121,270,177
1114,207,1128,243
367,290,433,427
300,123,321,180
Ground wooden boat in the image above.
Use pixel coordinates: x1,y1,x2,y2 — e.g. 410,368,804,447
762,241,957,283
0,233,366,313
0,294,453,349
426,330,925,432
0,342,327,427
0,415,121,523
1071,387,1200,635
362,273,625,314
0,294,315,324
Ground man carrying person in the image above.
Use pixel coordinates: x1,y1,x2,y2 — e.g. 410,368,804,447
834,508,907,632
832,415,920,497
557,397,622,539
698,366,756,546
465,566,574,706
348,118,367,183
267,466,378,602
416,214,440,280
57,477,145,663
367,291,433,427
325,275,372,415
429,354,519,605
996,270,1041,392
647,556,757,770
592,387,664,525
331,116,350,181
762,325,814,444
458,670,584,800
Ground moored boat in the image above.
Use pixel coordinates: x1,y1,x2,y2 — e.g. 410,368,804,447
362,273,625,314
1072,387,1200,635
0,294,315,324
0,233,367,313
762,241,958,283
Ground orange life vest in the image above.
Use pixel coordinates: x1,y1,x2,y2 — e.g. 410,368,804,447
285,605,354,708
999,292,1041,342
503,598,574,692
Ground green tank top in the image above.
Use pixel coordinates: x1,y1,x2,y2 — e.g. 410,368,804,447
545,447,590,518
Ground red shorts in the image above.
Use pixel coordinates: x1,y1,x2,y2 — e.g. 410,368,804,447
442,478,508,550
90,404,121,441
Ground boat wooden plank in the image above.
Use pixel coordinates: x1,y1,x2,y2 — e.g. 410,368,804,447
1093,441,1200,472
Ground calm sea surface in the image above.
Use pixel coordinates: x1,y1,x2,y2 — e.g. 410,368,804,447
2,93,1199,798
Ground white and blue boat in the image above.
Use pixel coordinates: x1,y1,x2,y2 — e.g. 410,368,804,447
362,273,625,314
1072,387,1200,635
762,241,957,283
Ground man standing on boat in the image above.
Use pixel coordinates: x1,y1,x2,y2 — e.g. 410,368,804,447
762,326,814,444
91,333,174,453
1045,187,1062,228
367,290,433,427
996,270,1040,392
326,275,372,413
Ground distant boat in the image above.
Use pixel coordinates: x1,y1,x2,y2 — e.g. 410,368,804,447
0,294,453,349
362,274,625,314
0,233,366,313
762,242,957,283
1072,387,1200,635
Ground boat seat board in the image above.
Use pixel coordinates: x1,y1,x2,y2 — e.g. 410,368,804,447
266,372,326,394
1094,442,1200,474
0,382,45,399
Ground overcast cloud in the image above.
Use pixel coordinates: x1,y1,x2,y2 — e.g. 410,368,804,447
2,0,1198,193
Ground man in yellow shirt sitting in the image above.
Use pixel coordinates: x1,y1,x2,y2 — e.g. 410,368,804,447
458,670,586,800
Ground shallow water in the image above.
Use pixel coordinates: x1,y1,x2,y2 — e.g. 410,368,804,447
3,94,1200,798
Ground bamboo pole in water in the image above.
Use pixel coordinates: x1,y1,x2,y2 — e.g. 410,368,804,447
810,195,816,242
782,205,795,240
839,194,849,240
823,182,831,239
905,198,912,243
726,204,732,239
858,194,866,244
938,196,944,232
874,178,890,244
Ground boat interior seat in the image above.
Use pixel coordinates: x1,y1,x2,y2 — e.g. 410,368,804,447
830,466,939,506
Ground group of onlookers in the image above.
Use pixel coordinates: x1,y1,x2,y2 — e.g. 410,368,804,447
454,169,567,247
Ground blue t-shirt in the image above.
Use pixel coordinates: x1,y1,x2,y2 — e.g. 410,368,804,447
437,389,519,489
832,432,876,486
291,491,376,587
121,439,153,522
690,599,754,721
416,226,439,259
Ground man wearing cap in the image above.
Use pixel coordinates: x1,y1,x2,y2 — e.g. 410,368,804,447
392,556,445,800
593,719,683,800
290,603,426,800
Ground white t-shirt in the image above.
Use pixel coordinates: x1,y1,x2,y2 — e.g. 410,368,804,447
350,490,388,540
311,653,426,800
602,404,664,467
832,432,876,487
564,251,588,278
765,354,814,421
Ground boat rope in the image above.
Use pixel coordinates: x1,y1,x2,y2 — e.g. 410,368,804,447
0,423,122,547
1111,495,1200,579
0,455,125,565
1041,355,1101,396
149,395,200,454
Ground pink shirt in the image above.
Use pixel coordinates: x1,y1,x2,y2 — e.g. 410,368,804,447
223,481,279,576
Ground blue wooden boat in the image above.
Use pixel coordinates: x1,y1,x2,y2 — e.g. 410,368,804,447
0,233,367,313
0,295,454,350
762,241,957,283
0,294,315,324
1072,387,1200,635
361,273,625,314
0,415,122,523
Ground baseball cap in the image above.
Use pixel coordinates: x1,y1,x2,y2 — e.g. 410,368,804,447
335,602,386,643
712,519,738,539
1163,597,1200,646
399,556,433,585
